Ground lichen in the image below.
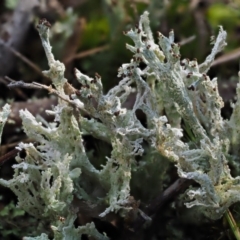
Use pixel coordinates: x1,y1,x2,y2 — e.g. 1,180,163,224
1,11,240,239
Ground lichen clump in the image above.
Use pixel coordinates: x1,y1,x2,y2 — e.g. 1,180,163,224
1,11,240,239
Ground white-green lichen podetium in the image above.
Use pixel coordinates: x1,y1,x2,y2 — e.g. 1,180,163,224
0,104,10,145
1,10,240,239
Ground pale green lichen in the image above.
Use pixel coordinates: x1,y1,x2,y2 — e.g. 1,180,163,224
2,10,240,239
0,104,11,145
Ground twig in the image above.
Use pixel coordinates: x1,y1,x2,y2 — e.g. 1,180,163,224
0,41,44,77
211,47,240,67
131,0,149,3
178,35,196,46
5,76,88,115
0,0,39,76
0,77,28,100
6,76,63,99
0,139,32,154
132,178,192,234
65,45,110,64
0,148,20,166
148,178,191,216
0,139,35,167
5,76,45,90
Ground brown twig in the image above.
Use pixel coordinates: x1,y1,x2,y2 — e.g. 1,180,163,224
1,42,44,77
0,0,39,76
132,178,192,234
0,77,28,100
0,139,35,166
0,139,32,154
65,45,110,64
147,178,191,216
211,47,240,67
5,76,90,117
5,76,45,90
0,148,20,166
178,35,196,46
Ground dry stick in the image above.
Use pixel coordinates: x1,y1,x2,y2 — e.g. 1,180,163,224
5,76,90,116
0,0,39,76
145,179,192,239
0,148,20,166
131,0,149,3
147,178,191,216
133,178,192,234
2,39,109,79
1,42,44,77
64,45,110,64
6,76,67,100
211,47,240,67
178,35,196,46
0,139,36,167
5,77,45,90
0,138,33,153
0,77,28,100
